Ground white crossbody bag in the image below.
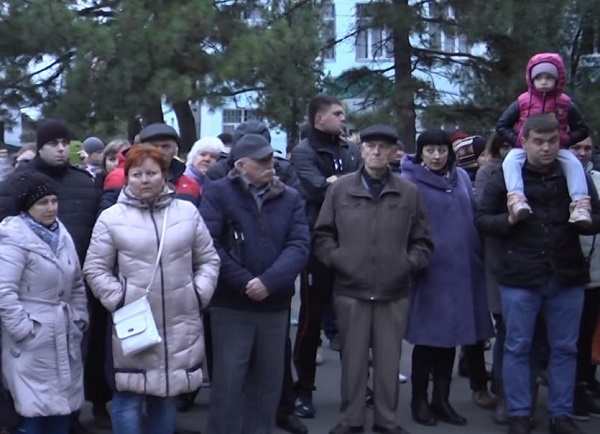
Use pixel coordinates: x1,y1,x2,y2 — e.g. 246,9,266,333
112,208,169,357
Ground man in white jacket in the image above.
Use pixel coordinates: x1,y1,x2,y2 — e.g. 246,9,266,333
569,137,600,419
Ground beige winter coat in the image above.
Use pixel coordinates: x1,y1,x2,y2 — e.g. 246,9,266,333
0,216,88,417
83,186,220,397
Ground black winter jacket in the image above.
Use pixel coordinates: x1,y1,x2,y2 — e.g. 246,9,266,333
290,128,362,227
475,162,600,288
0,156,100,263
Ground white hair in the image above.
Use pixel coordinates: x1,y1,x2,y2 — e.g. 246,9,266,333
186,137,226,166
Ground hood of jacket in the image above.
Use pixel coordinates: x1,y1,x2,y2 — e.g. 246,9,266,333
526,52,566,97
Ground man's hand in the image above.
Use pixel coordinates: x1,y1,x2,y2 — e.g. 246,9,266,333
506,192,521,225
245,278,269,301
326,175,338,184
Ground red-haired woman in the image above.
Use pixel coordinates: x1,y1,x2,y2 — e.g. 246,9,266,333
83,144,220,434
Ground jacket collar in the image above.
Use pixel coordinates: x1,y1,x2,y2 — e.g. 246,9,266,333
227,167,286,200
307,127,346,151
346,165,404,199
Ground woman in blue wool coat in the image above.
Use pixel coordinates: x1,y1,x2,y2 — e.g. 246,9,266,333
401,129,494,428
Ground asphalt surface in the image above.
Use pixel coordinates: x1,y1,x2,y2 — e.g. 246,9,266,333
80,336,600,434
80,292,600,433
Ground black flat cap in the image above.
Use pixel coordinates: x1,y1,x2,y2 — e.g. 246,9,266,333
139,123,179,143
359,124,400,144
232,134,274,161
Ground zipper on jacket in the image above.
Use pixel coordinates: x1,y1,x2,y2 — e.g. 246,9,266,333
542,92,547,113
150,207,170,395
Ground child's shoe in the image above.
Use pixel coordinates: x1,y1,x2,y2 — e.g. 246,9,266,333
569,203,592,227
510,198,532,221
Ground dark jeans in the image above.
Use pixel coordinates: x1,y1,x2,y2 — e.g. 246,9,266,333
576,288,600,384
111,392,177,434
16,416,70,434
293,254,334,393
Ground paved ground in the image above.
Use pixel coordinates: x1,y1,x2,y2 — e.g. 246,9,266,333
80,292,600,433
81,336,600,434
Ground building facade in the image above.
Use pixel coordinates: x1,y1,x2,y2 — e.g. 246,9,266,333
164,0,478,153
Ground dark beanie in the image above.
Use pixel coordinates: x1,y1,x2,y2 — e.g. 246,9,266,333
11,172,58,212
36,119,70,150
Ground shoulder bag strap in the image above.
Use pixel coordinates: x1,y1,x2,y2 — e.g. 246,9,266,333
145,206,169,293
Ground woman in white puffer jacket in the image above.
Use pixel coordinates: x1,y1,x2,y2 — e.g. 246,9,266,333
83,144,220,434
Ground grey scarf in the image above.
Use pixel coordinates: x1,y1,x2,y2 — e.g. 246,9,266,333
21,212,60,253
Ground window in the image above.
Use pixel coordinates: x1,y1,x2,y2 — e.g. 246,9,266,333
222,109,261,133
321,2,336,60
355,3,393,60
427,3,469,53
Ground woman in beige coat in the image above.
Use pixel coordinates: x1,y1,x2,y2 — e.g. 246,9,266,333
0,172,88,434
83,144,219,434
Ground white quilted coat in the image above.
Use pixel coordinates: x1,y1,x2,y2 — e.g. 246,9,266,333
83,186,220,397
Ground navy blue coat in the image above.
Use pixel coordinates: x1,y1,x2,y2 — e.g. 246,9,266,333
401,155,494,347
200,172,310,311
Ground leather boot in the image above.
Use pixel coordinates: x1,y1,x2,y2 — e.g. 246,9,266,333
431,378,467,426
411,394,437,426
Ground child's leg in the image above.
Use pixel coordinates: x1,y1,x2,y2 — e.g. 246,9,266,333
502,149,527,196
557,149,588,201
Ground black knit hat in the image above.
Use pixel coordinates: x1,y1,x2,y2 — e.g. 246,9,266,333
12,172,58,212
414,129,456,166
36,119,70,150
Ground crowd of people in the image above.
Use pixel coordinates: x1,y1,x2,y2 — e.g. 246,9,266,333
0,51,599,434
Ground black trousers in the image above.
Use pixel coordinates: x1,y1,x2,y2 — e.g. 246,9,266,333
464,341,489,392
293,254,334,393
84,296,112,404
411,345,456,395
576,288,600,383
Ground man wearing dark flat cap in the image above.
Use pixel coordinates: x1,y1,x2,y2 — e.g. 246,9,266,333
313,124,433,434
200,134,310,434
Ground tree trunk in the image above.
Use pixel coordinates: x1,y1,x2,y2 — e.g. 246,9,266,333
391,0,416,152
173,100,197,155
142,100,164,125
127,116,141,143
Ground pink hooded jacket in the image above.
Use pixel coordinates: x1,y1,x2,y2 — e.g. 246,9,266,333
496,52,589,148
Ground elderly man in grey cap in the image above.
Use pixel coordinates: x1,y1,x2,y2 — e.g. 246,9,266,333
314,124,434,434
200,134,310,434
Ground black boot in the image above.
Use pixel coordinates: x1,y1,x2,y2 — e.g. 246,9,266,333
507,416,531,434
411,395,437,426
410,346,437,426
430,378,467,426
493,381,508,425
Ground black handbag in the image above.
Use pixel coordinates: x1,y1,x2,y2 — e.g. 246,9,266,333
0,384,20,433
